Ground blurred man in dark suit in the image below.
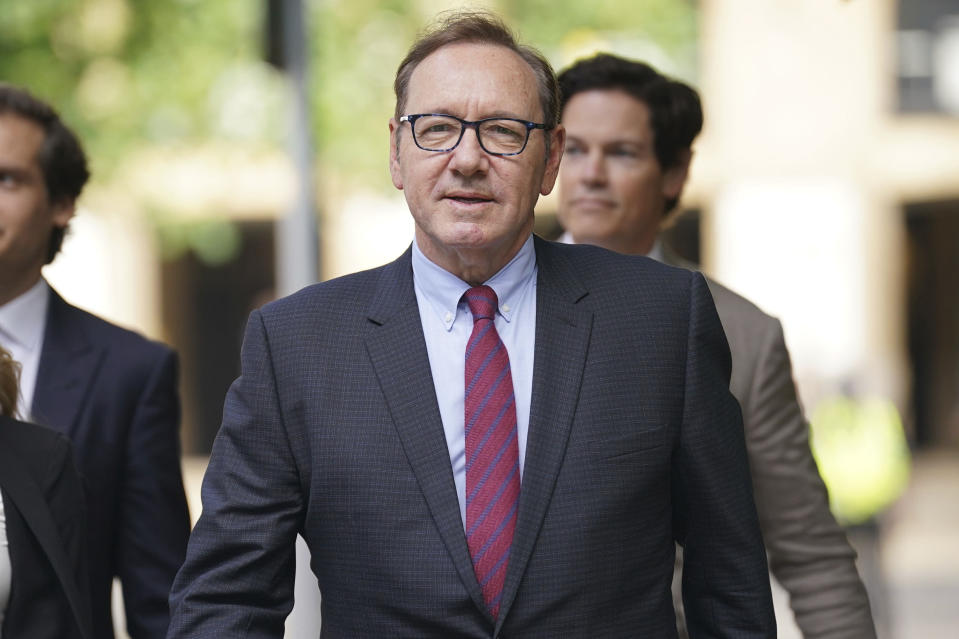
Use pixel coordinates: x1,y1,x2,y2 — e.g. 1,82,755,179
0,84,190,639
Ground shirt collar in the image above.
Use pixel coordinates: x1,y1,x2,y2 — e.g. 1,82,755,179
0,278,49,351
412,234,537,331
646,237,665,263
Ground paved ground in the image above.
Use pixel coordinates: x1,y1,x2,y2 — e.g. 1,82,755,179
160,450,959,638
881,450,959,639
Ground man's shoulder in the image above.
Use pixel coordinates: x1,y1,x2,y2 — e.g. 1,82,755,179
701,276,779,331
658,244,776,327
537,237,692,286
0,415,71,472
258,253,407,323
539,239,703,320
48,290,173,361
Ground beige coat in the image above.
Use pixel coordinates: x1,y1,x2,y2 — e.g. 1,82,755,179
665,245,876,639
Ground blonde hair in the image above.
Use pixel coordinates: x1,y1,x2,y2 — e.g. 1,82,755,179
0,345,21,418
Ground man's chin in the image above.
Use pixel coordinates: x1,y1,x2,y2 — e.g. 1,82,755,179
420,223,489,252
569,225,614,247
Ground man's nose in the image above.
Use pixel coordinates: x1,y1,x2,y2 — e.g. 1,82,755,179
448,127,489,176
582,150,607,184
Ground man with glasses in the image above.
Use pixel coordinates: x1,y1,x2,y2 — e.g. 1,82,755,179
169,11,775,638
398,113,549,156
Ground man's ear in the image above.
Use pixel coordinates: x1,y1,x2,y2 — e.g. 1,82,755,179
388,118,404,191
540,124,566,196
51,199,76,229
662,149,692,201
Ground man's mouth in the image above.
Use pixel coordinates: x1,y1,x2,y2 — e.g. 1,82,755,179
446,193,494,204
572,197,615,209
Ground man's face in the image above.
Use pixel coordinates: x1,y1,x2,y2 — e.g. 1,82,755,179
558,89,688,255
389,42,563,281
0,114,73,298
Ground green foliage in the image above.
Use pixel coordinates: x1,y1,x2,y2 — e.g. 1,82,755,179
0,0,275,182
309,0,697,192
0,0,697,196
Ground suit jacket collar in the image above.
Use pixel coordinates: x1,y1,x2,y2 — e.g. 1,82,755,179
495,236,592,632
0,419,92,639
364,247,491,615
31,288,103,436
364,239,594,630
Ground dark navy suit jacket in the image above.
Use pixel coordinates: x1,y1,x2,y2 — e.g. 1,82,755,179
31,288,190,639
0,416,92,639
169,238,775,638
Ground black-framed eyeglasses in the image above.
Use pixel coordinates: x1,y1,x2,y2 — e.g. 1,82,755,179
399,113,550,156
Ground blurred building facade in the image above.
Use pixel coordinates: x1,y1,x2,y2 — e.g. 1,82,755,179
43,0,958,457
690,0,959,453
33,1,959,638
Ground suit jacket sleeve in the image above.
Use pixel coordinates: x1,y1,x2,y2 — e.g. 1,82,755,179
117,348,191,639
744,318,875,638
168,309,301,639
675,273,776,638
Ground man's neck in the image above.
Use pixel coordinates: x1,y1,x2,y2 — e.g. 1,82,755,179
415,231,533,286
563,231,658,258
0,269,43,307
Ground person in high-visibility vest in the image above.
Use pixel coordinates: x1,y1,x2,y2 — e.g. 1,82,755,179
809,395,911,525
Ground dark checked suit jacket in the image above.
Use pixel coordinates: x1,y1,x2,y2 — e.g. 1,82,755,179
0,415,92,639
168,237,776,638
30,288,191,639
662,247,875,639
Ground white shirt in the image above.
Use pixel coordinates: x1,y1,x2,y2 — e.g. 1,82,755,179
0,279,49,421
0,492,11,635
412,236,537,526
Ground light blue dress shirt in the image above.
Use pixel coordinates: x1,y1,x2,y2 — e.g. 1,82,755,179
411,235,537,526
0,278,49,421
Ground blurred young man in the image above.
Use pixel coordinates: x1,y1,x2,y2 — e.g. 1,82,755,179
0,84,190,639
557,53,875,638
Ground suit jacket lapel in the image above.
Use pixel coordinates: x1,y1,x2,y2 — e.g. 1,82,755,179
0,430,92,639
497,237,593,630
363,248,490,617
31,289,102,436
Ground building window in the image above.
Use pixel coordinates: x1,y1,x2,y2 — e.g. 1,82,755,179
897,0,959,114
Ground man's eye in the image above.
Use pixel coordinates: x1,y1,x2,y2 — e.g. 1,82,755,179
492,125,520,138
564,146,583,155
425,124,454,134
610,148,638,158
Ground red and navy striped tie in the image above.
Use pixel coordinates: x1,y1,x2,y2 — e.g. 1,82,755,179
464,285,520,619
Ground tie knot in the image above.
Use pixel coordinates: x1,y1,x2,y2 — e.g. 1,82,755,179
465,285,497,321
